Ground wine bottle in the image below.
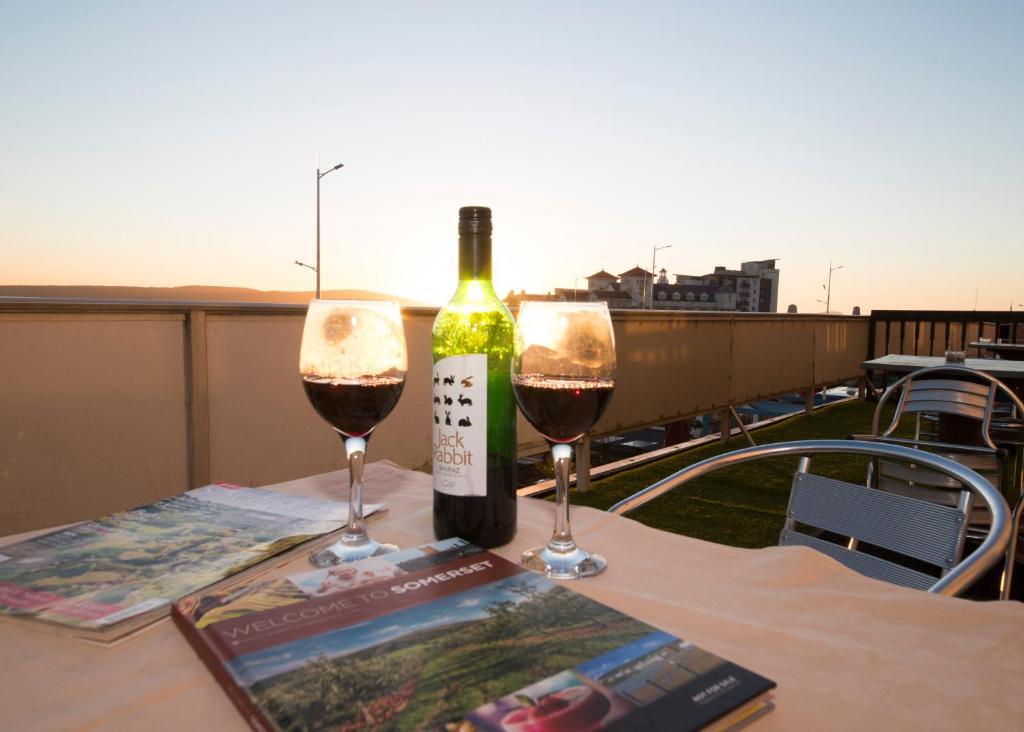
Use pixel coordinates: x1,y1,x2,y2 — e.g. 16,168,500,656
431,206,517,547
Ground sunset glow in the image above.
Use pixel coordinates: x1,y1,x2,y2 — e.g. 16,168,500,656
2,3,1022,312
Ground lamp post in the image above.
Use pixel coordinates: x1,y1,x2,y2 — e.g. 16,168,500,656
650,243,671,308
573,275,590,302
817,261,843,314
296,161,344,298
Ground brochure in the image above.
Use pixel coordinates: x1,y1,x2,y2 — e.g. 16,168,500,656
173,538,775,731
0,483,382,643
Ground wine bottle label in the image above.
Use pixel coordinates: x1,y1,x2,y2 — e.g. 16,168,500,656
432,354,487,497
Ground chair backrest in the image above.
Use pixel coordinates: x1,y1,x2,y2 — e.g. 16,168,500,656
870,452,998,531
780,462,970,591
873,365,1024,451
608,440,1011,596
900,378,994,422
872,454,975,506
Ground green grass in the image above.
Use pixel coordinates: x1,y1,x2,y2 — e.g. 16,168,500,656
571,400,909,548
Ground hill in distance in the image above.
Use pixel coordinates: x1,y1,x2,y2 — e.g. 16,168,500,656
0,285,427,307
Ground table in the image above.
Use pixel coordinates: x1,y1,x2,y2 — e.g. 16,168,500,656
861,354,1024,384
970,341,1024,361
861,354,1024,407
2,462,1023,731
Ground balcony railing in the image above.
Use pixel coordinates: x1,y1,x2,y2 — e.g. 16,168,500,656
0,299,868,533
868,310,1024,358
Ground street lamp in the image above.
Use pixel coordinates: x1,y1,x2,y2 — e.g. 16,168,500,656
650,243,671,309
296,160,345,298
573,275,590,302
816,261,843,314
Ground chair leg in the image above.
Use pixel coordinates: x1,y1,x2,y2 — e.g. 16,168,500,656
863,373,881,401
1000,497,1024,601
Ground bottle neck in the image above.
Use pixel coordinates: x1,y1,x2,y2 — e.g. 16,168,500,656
459,233,492,281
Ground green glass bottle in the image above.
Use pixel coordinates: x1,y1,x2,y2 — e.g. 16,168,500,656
431,206,517,547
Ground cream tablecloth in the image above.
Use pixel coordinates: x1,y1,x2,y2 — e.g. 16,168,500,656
1,461,1022,731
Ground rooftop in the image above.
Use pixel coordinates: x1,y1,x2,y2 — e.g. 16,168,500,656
618,266,652,278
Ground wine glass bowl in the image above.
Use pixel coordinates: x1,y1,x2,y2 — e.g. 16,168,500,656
509,376,614,444
512,301,616,579
299,299,407,566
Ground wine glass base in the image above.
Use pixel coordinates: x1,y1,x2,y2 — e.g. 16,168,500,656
309,537,398,567
520,544,607,580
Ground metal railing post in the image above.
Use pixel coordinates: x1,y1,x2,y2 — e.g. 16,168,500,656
184,309,211,488
575,434,592,493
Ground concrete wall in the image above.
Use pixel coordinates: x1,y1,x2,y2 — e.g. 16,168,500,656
0,312,189,531
0,301,868,533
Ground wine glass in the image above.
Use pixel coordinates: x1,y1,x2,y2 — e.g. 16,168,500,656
512,301,616,579
299,299,407,566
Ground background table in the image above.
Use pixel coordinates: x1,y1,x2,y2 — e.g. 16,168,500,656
862,354,1024,410
970,341,1024,361
862,353,1024,382
2,462,1023,731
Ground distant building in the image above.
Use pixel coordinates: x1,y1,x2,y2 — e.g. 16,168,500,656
695,260,779,313
652,259,779,312
618,266,653,306
652,282,736,311
504,290,559,309
586,270,618,291
552,267,654,309
504,259,780,312
549,287,634,308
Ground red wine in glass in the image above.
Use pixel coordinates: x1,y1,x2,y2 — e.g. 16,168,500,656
512,375,614,444
302,376,405,438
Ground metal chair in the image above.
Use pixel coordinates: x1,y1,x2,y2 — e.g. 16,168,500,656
608,440,1011,597
858,364,1015,484
852,365,1024,598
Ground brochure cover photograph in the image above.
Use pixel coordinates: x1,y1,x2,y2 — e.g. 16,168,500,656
174,539,775,732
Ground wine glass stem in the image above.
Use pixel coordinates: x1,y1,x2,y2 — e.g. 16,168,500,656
343,436,368,543
549,442,577,553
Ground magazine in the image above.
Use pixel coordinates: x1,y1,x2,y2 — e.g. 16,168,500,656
173,538,776,732
0,483,384,643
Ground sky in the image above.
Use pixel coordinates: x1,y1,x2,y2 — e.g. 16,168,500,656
2,1,1022,313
